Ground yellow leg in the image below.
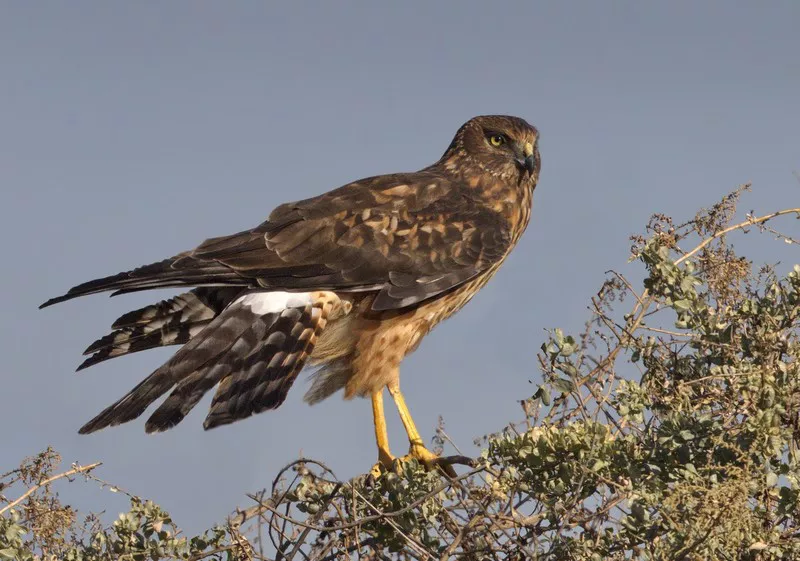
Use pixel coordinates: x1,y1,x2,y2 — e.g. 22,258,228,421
370,390,394,476
387,382,455,477
387,381,424,447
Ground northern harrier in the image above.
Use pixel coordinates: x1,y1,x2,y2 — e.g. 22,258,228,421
41,115,541,475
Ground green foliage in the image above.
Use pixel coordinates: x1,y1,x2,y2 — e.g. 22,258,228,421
3,188,799,560
0,450,247,560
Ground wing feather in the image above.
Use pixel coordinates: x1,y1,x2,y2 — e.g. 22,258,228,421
43,171,512,311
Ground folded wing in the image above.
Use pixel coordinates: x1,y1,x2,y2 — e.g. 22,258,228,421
42,171,512,312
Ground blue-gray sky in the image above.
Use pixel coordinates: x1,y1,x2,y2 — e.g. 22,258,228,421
2,2,798,534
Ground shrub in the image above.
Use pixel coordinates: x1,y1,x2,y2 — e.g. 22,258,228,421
4,186,798,560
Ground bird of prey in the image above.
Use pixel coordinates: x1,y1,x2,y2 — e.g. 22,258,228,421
41,115,540,475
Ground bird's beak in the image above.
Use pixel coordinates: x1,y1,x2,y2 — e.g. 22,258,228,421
517,141,536,175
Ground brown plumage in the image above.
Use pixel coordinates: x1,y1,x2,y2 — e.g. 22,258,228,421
41,115,541,473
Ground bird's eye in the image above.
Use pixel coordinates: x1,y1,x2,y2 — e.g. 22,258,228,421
489,134,506,147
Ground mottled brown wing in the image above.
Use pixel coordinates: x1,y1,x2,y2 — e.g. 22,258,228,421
42,171,512,311
192,171,512,310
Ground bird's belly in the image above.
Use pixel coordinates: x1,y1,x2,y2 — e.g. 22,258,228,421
343,266,502,398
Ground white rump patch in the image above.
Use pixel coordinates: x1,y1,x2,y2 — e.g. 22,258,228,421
238,291,313,315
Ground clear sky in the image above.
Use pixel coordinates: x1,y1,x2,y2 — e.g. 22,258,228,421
2,2,798,534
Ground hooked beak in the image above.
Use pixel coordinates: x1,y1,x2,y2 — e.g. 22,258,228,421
516,141,536,175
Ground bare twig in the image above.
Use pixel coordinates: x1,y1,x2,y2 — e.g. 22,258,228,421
675,208,800,266
0,461,101,516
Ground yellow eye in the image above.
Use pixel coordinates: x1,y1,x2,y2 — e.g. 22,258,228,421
489,134,506,147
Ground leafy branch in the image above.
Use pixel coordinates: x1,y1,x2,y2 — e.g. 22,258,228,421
3,186,799,560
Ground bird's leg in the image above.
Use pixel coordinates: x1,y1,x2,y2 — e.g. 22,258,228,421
387,381,455,477
370,389,395,477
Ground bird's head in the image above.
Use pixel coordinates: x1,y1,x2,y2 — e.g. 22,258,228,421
442,115,541,185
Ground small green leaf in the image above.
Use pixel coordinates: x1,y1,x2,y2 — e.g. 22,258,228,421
552,378,575,394
539,385,551,406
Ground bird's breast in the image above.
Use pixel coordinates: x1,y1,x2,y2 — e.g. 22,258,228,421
415,263,504,330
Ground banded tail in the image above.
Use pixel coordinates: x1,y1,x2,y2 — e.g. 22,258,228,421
75,290,351,434
78,287,246,371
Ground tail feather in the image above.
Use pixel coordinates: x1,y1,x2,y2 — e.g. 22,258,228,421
77,287,245,371
201,305,319,429
78,296,263,434
111,287,242,329
77,322,212,371
150,292,350,431
144,307,306,431
78,290,352,434
78,367,174,434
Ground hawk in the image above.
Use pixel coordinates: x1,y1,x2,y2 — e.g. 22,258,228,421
41,115,541,475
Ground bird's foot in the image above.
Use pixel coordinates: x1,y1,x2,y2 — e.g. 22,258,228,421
397,442,457,478
369,449,396,479
368,444,457,480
